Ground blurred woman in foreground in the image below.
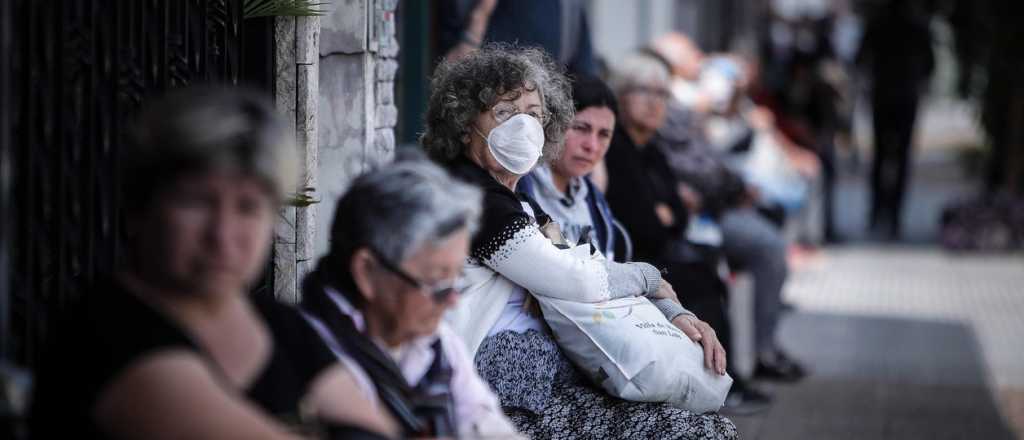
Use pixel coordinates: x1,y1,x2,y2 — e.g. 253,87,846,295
30,87,393,439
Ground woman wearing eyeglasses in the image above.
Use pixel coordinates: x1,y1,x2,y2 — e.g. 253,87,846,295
299,156,522,439
420,44,736,439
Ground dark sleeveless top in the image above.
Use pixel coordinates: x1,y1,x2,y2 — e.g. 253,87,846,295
29,278,350,439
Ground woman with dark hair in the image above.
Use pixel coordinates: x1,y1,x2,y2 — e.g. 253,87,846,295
422,44,737,439
531,71,773,415
29,86,394,439
517,74,622,259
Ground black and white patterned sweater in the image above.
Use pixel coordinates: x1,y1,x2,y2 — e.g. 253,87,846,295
444,157,693,356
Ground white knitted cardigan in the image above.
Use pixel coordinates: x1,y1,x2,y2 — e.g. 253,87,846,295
446,215,615,356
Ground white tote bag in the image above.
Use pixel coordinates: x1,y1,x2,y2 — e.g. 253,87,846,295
536,292,733,413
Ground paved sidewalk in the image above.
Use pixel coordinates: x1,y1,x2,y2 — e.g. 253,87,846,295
727,104,1024,438
787,246,1024,392
730,246,1024,439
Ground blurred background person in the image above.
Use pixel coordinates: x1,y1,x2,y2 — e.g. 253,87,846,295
300,157,521,438
438,0,599,76
631,39,809,385
28,87,394,439
756,1,853,243
856,0,935,240
703,54,827,257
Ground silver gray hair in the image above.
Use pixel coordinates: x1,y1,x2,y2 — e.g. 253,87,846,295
420,43,574,166
123,86,298,209
608,52,671,96
321,156,482,291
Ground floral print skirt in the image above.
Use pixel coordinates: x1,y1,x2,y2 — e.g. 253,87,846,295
475,329,739,440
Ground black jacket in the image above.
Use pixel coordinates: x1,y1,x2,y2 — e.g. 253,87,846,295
604,126,690,262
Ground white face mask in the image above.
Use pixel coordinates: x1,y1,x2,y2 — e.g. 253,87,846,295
476,113,546,175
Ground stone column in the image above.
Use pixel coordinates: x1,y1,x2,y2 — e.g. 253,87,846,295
372,0,399,169
271,0,399,302
274,15,321,304
316,0,398,260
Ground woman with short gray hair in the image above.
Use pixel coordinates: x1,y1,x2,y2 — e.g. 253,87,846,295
423,45,736,438
300,156,521,439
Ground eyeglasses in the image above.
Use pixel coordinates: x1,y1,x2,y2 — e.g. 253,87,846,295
490,101,548,126
367,247,459,303
626,86,671,102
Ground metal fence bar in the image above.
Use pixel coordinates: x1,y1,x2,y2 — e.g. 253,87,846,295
6,0,272,369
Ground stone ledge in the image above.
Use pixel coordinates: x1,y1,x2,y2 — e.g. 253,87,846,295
376,59,398,82
375,103,398,128
296,16,320,65
320,0,368,55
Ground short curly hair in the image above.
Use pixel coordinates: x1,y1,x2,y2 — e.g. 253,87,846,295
420,43,573,165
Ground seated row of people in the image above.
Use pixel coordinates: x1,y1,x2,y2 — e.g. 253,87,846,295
599,45,809,413
643,34,814,387
30,45,746,439
420,45,736,439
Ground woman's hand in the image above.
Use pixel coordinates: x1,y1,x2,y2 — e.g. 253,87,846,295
671,315,727,375
787,148,821,178
746,106,775,131
677,182,703,213
472,0,499,18
445,0,499,62
654,203,675,227
650,279,680,304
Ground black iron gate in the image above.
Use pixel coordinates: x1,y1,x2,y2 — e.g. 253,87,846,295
3,0,275,369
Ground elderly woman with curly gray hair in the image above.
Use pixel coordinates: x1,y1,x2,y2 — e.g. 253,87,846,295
422,43,738,439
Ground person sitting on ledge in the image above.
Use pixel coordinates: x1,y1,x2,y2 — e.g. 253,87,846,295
29,86,394,440
300,156,522,439
420,43,736,439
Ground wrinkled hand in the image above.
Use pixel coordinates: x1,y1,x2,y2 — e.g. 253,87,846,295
743,185,762,206
782,145,821,178
671,315,727,375
747,106,775,131
654,203,675,227
677,182,703,213
650,279,680,305
473,0,499,18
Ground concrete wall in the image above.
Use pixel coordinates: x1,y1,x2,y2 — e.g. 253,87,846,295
589,0,677,62
317,0,398,259
274,15,320,303
273,0,398,302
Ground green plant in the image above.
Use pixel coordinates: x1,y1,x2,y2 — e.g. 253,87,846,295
243,0,328,19
286,186,320,207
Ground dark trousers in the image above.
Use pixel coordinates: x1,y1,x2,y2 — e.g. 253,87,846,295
818,130,839,239
870,91,920,237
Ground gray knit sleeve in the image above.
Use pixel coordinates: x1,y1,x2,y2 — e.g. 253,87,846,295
652,298,696,322
606,261,663,299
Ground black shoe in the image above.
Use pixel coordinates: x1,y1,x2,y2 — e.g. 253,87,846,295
779,300,798,315
753,350,808,383
824,229,845,244
721,379,773,416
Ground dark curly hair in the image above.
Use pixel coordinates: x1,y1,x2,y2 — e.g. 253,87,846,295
420,43,574,165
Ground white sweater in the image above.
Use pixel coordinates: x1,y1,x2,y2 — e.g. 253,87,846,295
447,205,666,356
